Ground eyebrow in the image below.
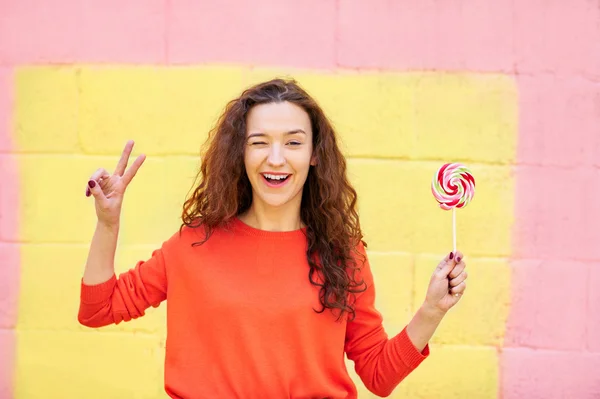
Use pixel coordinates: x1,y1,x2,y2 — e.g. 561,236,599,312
247,129,306,139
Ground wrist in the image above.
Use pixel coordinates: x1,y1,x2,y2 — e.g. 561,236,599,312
97,220,120,233
420,302,447,322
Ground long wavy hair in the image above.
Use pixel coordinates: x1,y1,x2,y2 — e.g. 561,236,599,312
181,78,367,321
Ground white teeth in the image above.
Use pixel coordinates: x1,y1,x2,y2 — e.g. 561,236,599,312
264,173,288,180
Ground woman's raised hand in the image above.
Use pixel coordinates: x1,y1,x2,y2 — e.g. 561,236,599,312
423,251,467,314
85,140,146,227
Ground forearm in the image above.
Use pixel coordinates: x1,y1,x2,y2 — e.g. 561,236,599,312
82,221,119,285
405,304,446,352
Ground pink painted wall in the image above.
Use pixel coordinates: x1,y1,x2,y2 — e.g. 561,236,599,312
1,0,599,398
0,63,18,399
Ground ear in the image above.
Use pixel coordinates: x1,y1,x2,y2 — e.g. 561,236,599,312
310,154,317,166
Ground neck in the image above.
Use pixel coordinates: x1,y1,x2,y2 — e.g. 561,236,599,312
239,203,304,232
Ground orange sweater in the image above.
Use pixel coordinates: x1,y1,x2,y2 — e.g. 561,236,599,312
78,218,429,398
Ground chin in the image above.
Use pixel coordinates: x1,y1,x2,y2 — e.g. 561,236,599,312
258,196,294,208
254,189,302,209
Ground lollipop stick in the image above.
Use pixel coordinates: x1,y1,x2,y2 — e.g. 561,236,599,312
452,207,456,253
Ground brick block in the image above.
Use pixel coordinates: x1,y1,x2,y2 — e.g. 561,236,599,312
168,0,336,68
0,329,15,399
367,252,413,334
78,0,165,63
412,73,517,165
0,0,79,64
18,155,172,245
513,166,600,260
163,66,246,153
0,155,19,241
347,160,513,257
587,262,600,351
0,0,165,64
0,68,12,152
501,348,600,399
15,330,164,398
517,75,600,167
505,260,588,350
14,67,80,152
0,243,19,329
413,255,510,346
78,66,245,155
514,0,600,76
337,0,514,72
16,244,166,334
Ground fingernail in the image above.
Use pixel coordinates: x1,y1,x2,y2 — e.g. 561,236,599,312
449,252,454,260
88,180,96,189
456,256,462,263
85,188,91,197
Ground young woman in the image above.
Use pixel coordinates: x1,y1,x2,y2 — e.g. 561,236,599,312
79,79,467,398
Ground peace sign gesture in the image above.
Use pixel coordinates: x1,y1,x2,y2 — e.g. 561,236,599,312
85,140,146,227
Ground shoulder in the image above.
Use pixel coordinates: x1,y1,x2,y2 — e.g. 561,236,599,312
346,239,373,285
350,239,369,266
161,223,209,251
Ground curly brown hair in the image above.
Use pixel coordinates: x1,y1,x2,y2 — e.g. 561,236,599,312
181,78,367,321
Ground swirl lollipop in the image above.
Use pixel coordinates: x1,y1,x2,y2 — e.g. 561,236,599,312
431,163,475,252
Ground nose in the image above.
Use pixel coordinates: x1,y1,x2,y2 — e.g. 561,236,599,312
267,144,286,167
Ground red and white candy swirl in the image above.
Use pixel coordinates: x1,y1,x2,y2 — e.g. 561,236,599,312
431,163,475,210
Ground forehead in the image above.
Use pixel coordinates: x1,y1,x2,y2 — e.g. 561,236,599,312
246,101,312,134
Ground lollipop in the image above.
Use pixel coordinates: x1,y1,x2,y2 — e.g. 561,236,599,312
431,163,475,252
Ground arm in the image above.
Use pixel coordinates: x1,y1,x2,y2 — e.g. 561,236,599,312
78,139,168,327
405,305,445,352
406,251,467,352
77,233,171,328
82,221,120,286
345,247,468,397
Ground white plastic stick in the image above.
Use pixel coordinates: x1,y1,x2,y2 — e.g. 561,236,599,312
453,207,456,253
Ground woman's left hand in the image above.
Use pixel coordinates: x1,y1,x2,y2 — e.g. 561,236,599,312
423,251,467,314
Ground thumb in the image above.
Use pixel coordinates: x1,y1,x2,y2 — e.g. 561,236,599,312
433,252,457,280
87,179,106,202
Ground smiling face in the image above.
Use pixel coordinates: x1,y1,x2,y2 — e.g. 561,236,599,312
244,101,316,213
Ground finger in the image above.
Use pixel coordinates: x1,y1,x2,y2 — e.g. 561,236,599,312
454,251,464,264
114,140,135,176
434,252,455,280
448,260,466,279
122,154,146,186
86,168,110,197
450,281,466,295
87,179,107,202
89,168,110,182
449,270,468,287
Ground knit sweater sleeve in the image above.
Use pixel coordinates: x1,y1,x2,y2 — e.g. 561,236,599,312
344,243,429,397
77,233,175,328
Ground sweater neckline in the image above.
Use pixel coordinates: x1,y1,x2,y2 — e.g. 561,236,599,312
232,216,307,239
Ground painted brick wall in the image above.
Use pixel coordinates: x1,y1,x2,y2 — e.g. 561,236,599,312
0,1,598,398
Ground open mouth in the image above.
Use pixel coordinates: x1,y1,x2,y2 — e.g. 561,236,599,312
262,173,291,186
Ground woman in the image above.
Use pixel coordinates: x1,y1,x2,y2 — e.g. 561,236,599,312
79,78,468,398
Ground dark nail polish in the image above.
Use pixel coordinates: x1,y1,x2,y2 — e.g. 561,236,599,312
86,188,91,197
88,180,96,189
456,256,462,263
449,252,454,260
